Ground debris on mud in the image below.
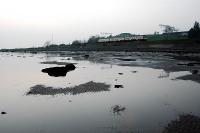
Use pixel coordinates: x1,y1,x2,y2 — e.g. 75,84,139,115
27,81,110,96
114,85,124,88
111,105,126,115
163,114,200,133
41,64,76,77
158,72,170,79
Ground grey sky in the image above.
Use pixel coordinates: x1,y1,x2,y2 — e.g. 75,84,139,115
0,0,199,48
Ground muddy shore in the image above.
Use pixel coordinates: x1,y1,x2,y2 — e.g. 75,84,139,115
33,51,200,83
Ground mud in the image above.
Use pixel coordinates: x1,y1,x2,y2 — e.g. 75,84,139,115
40,61,77,65
176,74,200,83
163,114,200,133
27,81,110,95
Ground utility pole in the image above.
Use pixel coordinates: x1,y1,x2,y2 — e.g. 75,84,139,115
51,33,54,45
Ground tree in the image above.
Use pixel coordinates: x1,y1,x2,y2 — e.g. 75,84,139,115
87,36,100,44
188,21,200,39
72,40,81,45
43,41,51,47
159,24,179,33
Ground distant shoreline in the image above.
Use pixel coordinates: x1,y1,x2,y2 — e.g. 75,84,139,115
1,39,200,53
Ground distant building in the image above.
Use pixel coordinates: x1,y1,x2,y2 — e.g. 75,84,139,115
163,31,188,36
98,33,147,43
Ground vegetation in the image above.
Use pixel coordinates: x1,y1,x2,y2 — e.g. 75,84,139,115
87,36,100,44
146,33,188,41
159,24,179,33
188,21,200,39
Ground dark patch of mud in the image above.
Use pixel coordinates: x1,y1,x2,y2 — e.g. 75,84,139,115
40,61,77,65
163,114,200,133
176,74,200,83
27,81,110,95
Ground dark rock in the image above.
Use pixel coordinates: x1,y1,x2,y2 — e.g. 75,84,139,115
132,71,137,73
83,54,89,58
42,64,76,77
114,85,123,88
191,70,199,75
118,73,123,75
1,111,7,115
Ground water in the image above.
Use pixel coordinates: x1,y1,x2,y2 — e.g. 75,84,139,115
0,52,200,133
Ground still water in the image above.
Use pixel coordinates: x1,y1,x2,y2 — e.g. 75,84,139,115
0,52,200,133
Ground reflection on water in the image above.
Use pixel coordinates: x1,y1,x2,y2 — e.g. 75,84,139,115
111,105,126,115
27,81,110,95
0,52,200,133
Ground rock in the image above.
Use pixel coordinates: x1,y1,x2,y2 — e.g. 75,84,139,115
83,55,89,58
1,111,7,115
191,70,199,75
42,64,76,77
114,85,123,88
118,73,123,75
132,71,137,73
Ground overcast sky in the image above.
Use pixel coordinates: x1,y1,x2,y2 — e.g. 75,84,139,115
0,0,200,48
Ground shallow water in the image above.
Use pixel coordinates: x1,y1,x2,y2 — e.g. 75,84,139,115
0,52,200,133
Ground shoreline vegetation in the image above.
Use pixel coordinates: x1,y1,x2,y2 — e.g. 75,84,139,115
1,22,200,53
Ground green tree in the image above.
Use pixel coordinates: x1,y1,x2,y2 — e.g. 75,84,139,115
188,21,200,39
